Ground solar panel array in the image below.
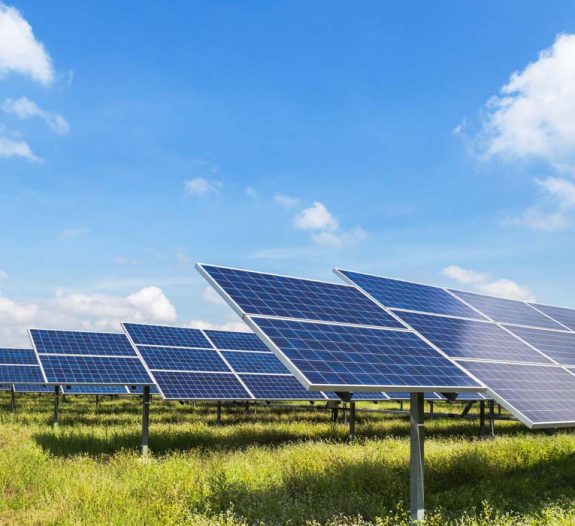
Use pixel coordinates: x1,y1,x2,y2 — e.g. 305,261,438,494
29,330,154,386
197,264,482,394
0,348,45,384
336,268,575,428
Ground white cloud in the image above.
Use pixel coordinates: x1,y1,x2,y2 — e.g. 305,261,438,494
507,207,570,232
294,201,339,231
536,177,575,207
293,201,367,249
202,286,225,305
187,319,249,332
0,135,39,161
311,225,368,248
0,270,8,280
274,193,300,208
0,286,178,346
184,177,221,197
0,3,53,85
479,34,575,165
3,97,68,134
244,186,257,198
59,227,89,240
442,265,535,301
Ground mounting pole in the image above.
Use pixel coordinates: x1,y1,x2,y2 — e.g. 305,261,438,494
428,400,434,416
400,401,404,411
141,386,150,458
478,400,486,439
461,401,474,417
488,400,495,438
96,394,100,409
9,386,15,414
216,401,222,424
53,385,60,427
410,393,425,524
349,401,356,440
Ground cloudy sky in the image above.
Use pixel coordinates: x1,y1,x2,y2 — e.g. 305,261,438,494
1,1,575,345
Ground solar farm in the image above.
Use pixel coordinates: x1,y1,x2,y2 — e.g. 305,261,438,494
3,264,575,525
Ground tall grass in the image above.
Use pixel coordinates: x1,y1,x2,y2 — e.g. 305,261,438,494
0,393,574,525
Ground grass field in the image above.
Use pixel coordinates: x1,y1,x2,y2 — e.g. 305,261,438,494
1,394,575,525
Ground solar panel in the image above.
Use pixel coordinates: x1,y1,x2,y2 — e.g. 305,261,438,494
197,264,483,395
503,326,575,366
198,264,403,328
398,311,552,364
138,346,230,372
448,290,564,330
338,269,575,427
239,374,326,400
0,384,11,391
60,385,129,395
529,303,575,332
249,317,480,391
123,323,212,348
13,384,55,393
221,351,290,374
0,348,45,385
126,385,161,395
323,391,389,401
453,391,489,401
205,330,270,352
460,361,575,427
29,330,154,386
152,371,250,400
336,269,486,320
386,392,443,401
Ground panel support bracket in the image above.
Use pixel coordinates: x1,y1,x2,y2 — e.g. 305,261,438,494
410,392,425,524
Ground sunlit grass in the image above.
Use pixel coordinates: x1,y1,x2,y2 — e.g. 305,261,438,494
0,393,573,525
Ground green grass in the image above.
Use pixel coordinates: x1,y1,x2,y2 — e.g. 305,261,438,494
1,393,575,525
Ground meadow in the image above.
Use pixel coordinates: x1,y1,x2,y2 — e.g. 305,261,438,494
1,394,575,526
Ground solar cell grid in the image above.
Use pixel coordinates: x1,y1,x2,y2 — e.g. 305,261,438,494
386,392,443,401
122,323,211,348
221,351,290,374
504,326,575,366
0,365,45,384
251,317,480,390
449,290,564,330
397,311,552,364
31,330,136,356
40,355,151,385
0,348,38,365
137,346,230,372
239,374,326,400
460,361,575,426
336,270,485,320
198,264,404,327
61,385,128,395
205,330,270,351
153,371,251,400
14,384,54,393
529,303,575,332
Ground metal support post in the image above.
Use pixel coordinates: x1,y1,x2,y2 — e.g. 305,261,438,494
349,401,356,440
488,400,495,438
53,385,60,427
461,401,474,417
96,394,100,409
410,393,425,524
141,386,150,458
478,400,486,439
428,400,434,416
9,386,15,414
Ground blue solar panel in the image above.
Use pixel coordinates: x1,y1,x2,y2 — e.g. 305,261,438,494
0,365,45,384
386,392,443,401
61,385,129,395
198,264,403,328
205,330,270,351
322,391,389,401
13,384,55,393
31,330,136,356
337,270,486,320
251,317,480,390
398,311,552,364
126,385,160,395
448,290,564,330
137,346,230,372
123,323,211,348
40,355,151,385
460,361,575,426
239,374,326,400
153,371,251,400
0,348,38,365
221,351,290,374
529,303,575,331
454,391,488,401
504,326,575,366
0,384,11,391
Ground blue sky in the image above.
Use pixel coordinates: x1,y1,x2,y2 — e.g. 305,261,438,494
2,1,575,344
